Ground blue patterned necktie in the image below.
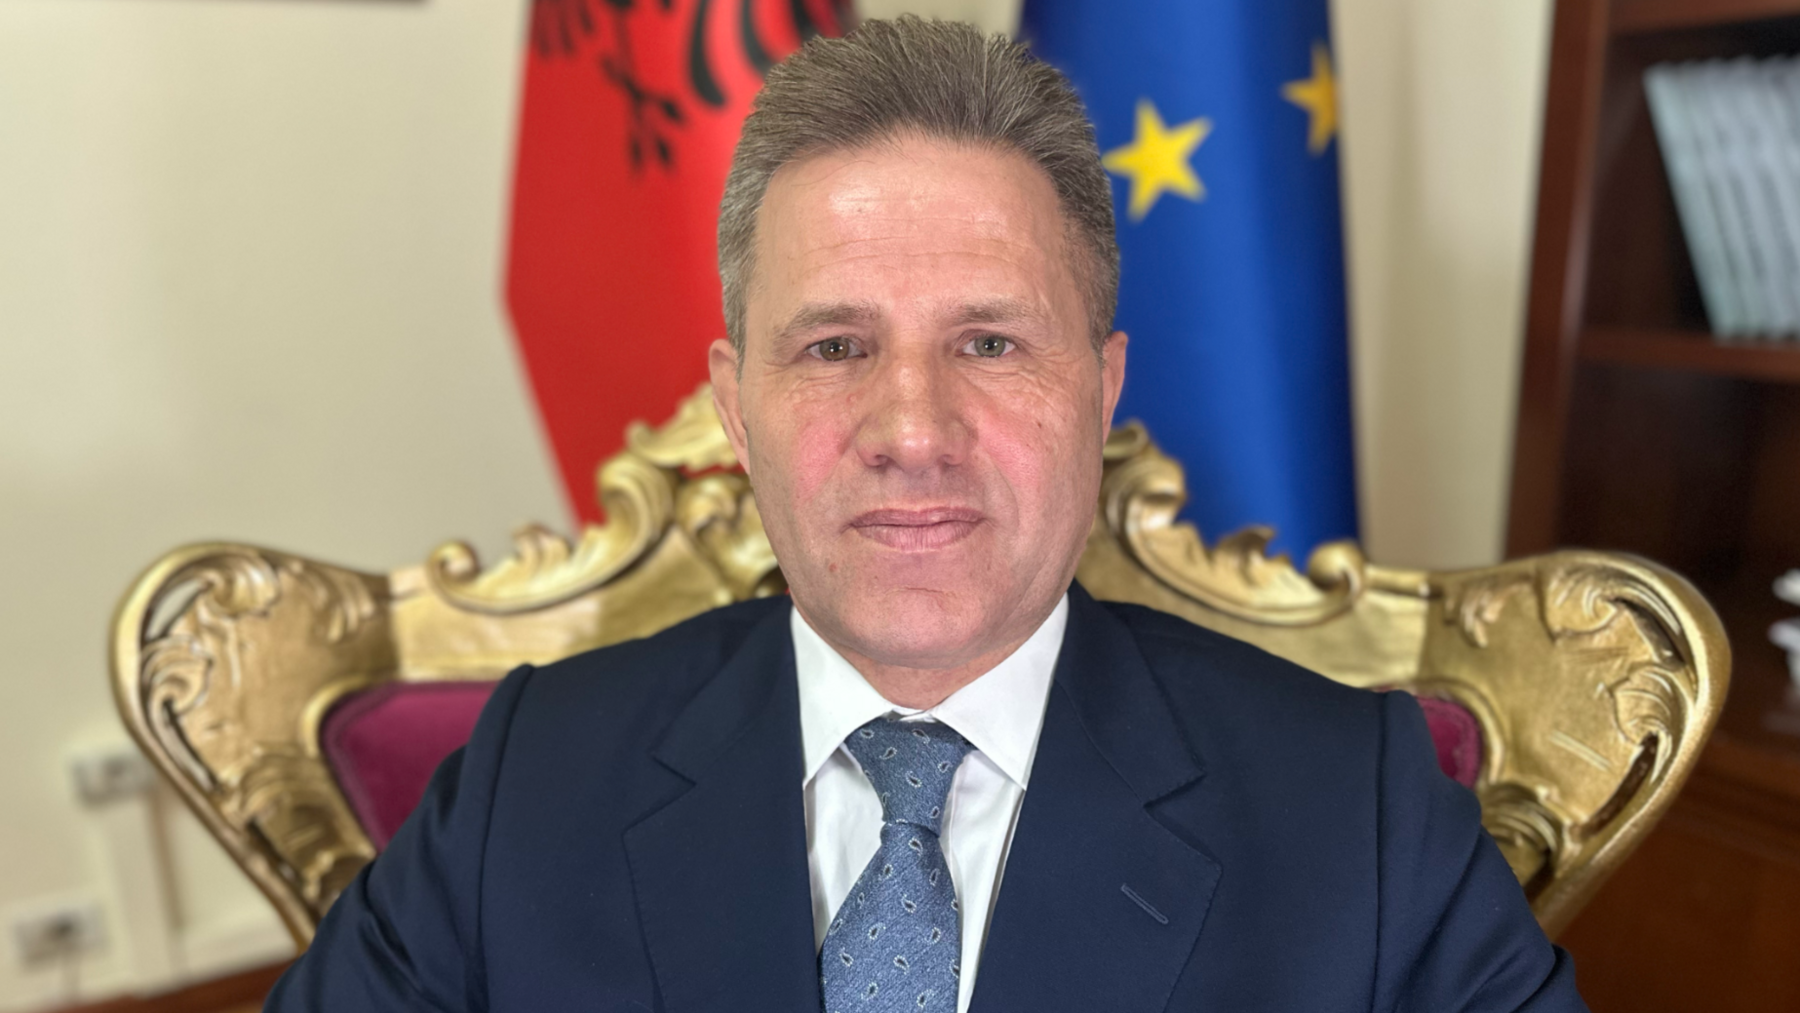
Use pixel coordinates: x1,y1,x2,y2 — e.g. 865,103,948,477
821,717,974,1013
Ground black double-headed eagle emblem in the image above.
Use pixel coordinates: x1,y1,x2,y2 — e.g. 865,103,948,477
529,0,848,170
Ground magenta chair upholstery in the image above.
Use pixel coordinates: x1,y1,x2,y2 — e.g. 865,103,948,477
322,682,498,850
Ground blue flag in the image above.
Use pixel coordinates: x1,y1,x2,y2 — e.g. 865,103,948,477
1021,0,1357,556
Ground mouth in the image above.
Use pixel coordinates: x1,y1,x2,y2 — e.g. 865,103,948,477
847,507,985,551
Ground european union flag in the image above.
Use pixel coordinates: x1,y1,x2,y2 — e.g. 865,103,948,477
1022,0,1357,556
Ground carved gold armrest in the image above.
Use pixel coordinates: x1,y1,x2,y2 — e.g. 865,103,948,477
111,546,390,946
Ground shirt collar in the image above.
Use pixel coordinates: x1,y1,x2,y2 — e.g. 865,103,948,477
793,593,1069,791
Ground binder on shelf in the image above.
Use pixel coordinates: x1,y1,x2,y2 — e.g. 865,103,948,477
1645,63,1745,335
1647,57,1800,341
1689,61,1773,336
1747,61,1800,339
1716,60,1800,336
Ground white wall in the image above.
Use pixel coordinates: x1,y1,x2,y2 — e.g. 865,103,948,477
0,0,562,1006
1335,0,1554,568
0,0,1551,1007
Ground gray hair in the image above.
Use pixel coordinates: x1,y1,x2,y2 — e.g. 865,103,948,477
717,16,1120,354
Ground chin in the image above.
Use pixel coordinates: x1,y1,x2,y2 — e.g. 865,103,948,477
831,581,996,669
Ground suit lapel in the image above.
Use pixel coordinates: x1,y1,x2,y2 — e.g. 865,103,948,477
623,603,821,1013
970,586,1221,1013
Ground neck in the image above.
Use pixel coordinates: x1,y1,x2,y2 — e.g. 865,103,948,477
794,598,1059,709
834,637,1036,710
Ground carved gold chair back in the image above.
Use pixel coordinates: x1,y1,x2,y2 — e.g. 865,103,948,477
111,387,1729,949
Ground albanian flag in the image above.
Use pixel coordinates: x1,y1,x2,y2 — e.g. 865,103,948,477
508,0,850,523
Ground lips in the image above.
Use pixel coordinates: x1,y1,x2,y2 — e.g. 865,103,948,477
847,507,984,551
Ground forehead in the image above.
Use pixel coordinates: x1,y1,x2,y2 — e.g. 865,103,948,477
750,135,1077,319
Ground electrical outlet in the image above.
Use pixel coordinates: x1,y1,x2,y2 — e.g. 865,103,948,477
68,742,155,805
8,899,105,968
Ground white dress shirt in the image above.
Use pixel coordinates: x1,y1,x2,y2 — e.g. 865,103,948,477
794,595,1068,1013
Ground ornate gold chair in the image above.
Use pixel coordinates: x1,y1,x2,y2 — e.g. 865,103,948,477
111,387,1729,950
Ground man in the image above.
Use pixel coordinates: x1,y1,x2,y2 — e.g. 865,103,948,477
269,17,1585,1012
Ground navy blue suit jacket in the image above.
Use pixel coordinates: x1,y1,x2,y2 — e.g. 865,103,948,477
268,584,1586,1012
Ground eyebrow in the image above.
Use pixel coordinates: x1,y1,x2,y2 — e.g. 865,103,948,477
945,297,1046,329
774,301,883,344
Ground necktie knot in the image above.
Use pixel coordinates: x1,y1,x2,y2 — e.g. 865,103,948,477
843,718,972,835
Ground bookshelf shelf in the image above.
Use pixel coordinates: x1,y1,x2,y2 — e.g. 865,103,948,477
1581,327,1800,382
1510,2,1800,1008
1614,0,1800,34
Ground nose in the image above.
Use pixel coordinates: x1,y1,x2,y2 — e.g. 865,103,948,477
853,353,972,475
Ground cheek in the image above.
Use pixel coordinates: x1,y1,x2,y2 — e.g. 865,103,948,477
763,394,858,510
973,386,1097,529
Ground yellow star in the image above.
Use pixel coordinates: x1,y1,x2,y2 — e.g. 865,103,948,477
1102,99,1211,222
1282,42,1337,155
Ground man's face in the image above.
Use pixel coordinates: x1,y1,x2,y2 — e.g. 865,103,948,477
710,135,1126,674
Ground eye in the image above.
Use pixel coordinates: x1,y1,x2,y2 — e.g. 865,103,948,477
965,334,1014,358
807,336,863,362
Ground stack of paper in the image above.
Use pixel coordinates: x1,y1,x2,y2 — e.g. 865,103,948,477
1645,58,1800,339
1770,570,1800,687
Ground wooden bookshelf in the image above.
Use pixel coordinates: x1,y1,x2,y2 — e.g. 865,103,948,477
1510,1,1800,1009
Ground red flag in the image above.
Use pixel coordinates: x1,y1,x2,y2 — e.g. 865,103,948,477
507,0,849,522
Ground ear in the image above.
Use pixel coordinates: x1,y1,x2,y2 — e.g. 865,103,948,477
1099,329,1128,435
709,338,753,475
